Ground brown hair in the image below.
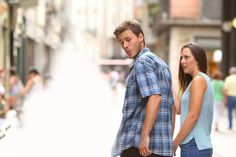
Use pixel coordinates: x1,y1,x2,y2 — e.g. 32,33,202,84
113,20,145,45
178,43,208,93
211,70,223,79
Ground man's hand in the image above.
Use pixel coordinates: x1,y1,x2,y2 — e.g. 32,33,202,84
139,135,152,156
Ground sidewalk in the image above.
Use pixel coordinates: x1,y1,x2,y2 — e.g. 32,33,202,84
211,109,236,157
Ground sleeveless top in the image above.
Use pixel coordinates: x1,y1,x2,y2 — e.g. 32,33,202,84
180,72,214,150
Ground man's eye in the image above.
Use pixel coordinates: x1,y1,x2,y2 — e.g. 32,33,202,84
119,41,124,45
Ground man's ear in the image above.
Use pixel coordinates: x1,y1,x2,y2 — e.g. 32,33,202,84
138,33,144,42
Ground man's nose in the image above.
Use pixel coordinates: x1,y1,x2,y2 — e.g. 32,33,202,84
124,42,129,48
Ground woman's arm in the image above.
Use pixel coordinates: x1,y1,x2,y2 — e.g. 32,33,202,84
173,89,181,114
172,104,176,134
20,79,35,96
173,76,207,152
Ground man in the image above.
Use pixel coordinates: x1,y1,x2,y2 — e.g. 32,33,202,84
112,20,175,157
224,66,236,129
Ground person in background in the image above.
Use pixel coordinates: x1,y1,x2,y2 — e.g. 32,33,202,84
0,86,8,128
223,66,236,130
110,68,120,91
6,69,23,112
20,68,42,97
174,43,214,157
112,20,175,157
211,70,224,131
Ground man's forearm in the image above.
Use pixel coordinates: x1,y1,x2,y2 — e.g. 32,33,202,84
141,95,162,137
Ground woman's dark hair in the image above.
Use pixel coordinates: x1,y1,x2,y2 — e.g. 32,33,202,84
113,20,145,45
28,68,39,75
178,43,208,93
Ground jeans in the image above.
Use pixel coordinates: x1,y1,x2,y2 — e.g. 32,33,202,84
121,147,171,157
227,96,236,129
180,139,212,157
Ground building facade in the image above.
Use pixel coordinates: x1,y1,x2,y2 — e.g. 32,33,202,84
149,0,222,86
222,0,236,76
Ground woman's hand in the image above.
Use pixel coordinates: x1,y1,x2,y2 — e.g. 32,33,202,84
173,140,179,156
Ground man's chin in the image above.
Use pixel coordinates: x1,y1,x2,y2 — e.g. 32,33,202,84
128,55,133,59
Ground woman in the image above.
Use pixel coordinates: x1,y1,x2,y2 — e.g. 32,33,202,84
174,43,214,157
211,71,224,131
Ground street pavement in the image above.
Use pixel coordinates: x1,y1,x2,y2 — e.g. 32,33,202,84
0,80,235,157
211,109,236,157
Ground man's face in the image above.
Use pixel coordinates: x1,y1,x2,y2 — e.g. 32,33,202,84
117,29,144,59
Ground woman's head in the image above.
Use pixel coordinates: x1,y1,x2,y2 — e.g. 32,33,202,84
178,43,208,92
211,70,223,79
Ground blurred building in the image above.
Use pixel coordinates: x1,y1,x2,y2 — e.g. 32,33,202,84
0,0,68,83
147,0,222,85
0,1,8,72
76,0,135,75
222,0,236,76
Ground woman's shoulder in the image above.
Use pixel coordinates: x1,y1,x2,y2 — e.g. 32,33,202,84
191,74,207,89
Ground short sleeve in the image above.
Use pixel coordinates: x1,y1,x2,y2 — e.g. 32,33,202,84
224,78,229,90
135,59,161,98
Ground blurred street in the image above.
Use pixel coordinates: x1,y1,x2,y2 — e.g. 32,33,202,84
0,0,235,157
211,113,236,157
174,109,236,157
0,72,236,157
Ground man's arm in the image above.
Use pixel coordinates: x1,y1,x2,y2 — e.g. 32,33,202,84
139,94,162,156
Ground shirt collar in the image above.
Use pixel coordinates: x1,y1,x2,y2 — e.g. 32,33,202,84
134,47,150,62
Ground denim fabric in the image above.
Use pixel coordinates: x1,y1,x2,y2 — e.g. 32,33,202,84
180,139,212,157
227,96,236,129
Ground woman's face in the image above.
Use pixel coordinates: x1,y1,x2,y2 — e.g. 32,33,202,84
180,47,199,75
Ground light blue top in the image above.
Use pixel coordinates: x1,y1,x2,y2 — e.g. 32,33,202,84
180,72,214,150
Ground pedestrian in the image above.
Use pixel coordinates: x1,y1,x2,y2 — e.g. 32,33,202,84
211,70,224,131
6,68,23,112
112,20,175,157
0,86,8,128
223,66,236,130
110,68,120,91
20,68,42,97
173,43,214,157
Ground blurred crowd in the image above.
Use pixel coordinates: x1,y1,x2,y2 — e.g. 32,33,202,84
0,67,47,131
211,67,236,132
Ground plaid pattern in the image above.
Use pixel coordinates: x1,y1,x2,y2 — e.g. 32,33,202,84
112,48,174,157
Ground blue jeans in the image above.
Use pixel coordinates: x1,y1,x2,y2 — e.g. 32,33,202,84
227,96,236,129
180,139,212,157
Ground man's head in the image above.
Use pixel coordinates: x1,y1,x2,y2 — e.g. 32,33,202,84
229,66,236,75
113,20,145,59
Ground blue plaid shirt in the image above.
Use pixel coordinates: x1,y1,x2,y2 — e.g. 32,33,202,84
112,48,174,157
